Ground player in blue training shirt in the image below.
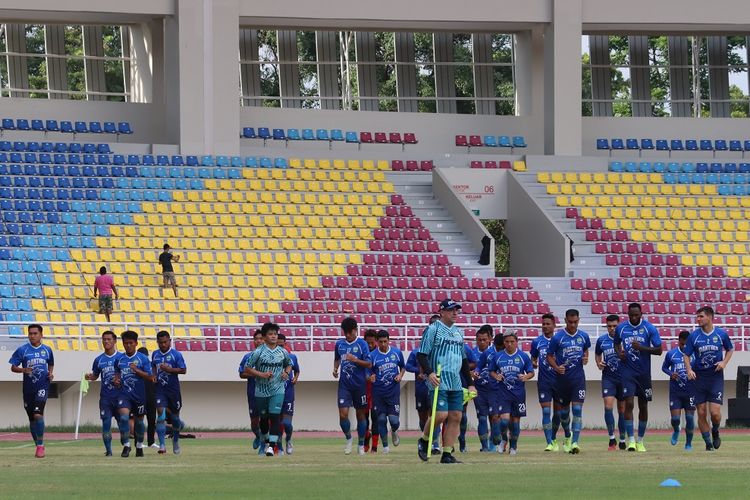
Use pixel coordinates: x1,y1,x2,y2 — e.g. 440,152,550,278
662,330,696,450
85,330,123,456
546,309,591,454
405,315,441,454
531,313,560,451
239,330,264,452
471,325,496,452
9,324,54,458
490,330,534,455
278,333,300,455
614,302,663,452
596,315,628,451
152,330,187,455
242,322,293,457
416,299,476,465
333,317,372,456
367,331,405,454
456,341,478,453
683,306,734,451
114,330,153,458
363,329,380,453
485,333,508,451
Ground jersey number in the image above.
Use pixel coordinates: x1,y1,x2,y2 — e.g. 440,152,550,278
717,392,722,400
360,395,367,405
37,389,46,398
578,390,586,400
518,403,526,413
137,405,145,414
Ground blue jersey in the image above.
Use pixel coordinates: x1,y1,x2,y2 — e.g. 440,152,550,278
91,351,123,400
368,347,405,397
614,320,661,376
547,329,591,381
662,347,693,393
595,334,622,381
284,352,300,400
491,349,534,400
404,350,427,392
115,351,151,402
334,338,370,390
419,320,467,391
239,353,256,398
683,327,734,376
530,335,555,384
461,344,478,388
9,342,54,397
474,346,500,391
151,348,186,395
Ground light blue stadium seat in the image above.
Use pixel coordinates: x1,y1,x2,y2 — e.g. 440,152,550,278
245,157,257,167
174,179,188,190
624,161,638,173
663,173,677,184
201,155,214,166
274,158,287,168
231,156,243,168
181,168,195,178
609,161,623,172
483,136,498,147
161,179,175,189
638,162,652,173
216,156,229,167
667,162,681,173
198,168,212,179
212,168,227,179
260,157,272,168
682,162,696,173
228,168,241,179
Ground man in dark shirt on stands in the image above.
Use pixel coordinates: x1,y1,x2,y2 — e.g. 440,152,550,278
159,244,180,297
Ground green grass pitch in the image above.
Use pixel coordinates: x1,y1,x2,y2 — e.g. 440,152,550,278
1,434,749,499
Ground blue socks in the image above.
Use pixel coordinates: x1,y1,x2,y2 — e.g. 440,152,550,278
477,416,489,449
618,412,626,440
171,414,182,446
339,418,352,440
377,414,389,447
571,404,583,443
625,419,634,439
509,420,520,450
542,406,553,445
102,417,113,454
458,411,467,447
156,409,167,447
637,420,647,441
388,415,400,432
282,417,293,442
551,411,561,441
670,415,680,432
134,417,145,446
32,418,45,446
604,408,615,438
490,419,502,445
499,418,509,442
118,413,130,446
685,413,694,446
356,418,368,445
559,408,571,438
701,431,712,445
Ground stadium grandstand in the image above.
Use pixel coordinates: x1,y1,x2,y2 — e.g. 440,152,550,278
0,0,749,433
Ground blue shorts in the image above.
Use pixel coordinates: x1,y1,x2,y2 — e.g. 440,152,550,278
415,382,430,411
247,393,258,418
372,392,401,416
474,390,495,417
429,389,464,412
669,389,696,411
555,378,586,406
338,384,368,409
621,371,653,401
118,393,146,417
155,390,182,413
23,390,48,419
256,393,285,416
99,397,120,420
497,395,527,417
601,376,625,400
537,378,557,404
693,374,724,405
282,399,295,416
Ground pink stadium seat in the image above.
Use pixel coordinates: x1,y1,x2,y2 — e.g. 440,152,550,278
469,135,483,147
420,160,433,171
360,132,373,143
406,160,419,171
404,133,418,144
392,160,405,171
389,132,403,144
174,340,188,351
499,161,512,169
456,135,468,147
374,132,388,143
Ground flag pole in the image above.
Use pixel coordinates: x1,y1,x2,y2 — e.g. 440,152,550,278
74,373,89,440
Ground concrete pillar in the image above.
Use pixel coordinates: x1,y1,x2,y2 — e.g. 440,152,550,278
668,36,691,117
589,35,613,117
44,25,67,100
708,36,730,117
515,27,545,119
629,36,651,117
6,24,30,98
545,0,582,155
83,25,106,101
129,23,153,103
177,0,239,155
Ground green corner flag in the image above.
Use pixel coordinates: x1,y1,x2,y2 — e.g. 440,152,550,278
80,373,89,395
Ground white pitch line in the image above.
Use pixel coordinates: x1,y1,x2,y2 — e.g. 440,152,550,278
4,440,79,450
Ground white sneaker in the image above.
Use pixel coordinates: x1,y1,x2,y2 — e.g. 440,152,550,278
285,441,293,455
358,445,366,456
344,438,353,455
391,430,400,447
509,448,517,456
498,441,507,453
382,446,390,454
265,445,274,457
149,443,160,449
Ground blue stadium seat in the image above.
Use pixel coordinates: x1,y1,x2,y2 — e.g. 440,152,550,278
181,168,195,178
301,129,315,141
142,155,155,166
197,168,211,179
624,161,638,173
89,122,103,134
245,157,257,167
710,163,723,173
499,136,512,148
103,122,117,134
127,154,140,166
16,119,30,131
346,131,359,144
274,158,287,168
316,129,330,142
734,173,747,184
258,127,271,144
212,168,227,179
719,173,732,184
242,127,256,139
156,155,170,166
1,118,15,130
685,139,698,151
186,156,199,167
698,139,712,152
201,155,214,166
718,185,731,195
610,138,624,151
596,138,609,151
696,162,708,173
639,162,652,173
724,163,737,174
483,135,498,147
74,121,88,134
287,128,301,141
331,129,344,142
512,136,527,148
174,179,188,190
667,162,681,173
625,138,639,151
259,157,272,168
171,155,184,166
714,139,728,152
98,144,111,154
272,128,286,141
729,140,742,153
216,156,229,167
230,156,243,168
682,162,695,173
30,120,43,132
670,140,684,151
117,122,133,135
45,120,59,133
